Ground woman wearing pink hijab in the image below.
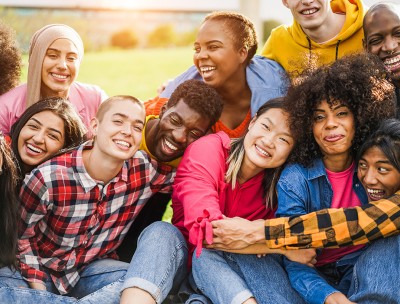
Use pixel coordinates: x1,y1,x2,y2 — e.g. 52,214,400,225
0,24,107,135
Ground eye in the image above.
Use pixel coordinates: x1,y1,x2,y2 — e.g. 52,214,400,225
67,56,77,62
358,161,367,169
208,45,219,51
377,167,389,173
367,38,382,46
169,117,180,126
337,111,348,117
113,120,123,125
189,131,202,140
48,133,60,141
194,46,200,53
279,137,290,144
133,125,143,132
27,123,39,130
47,53,57,59
262,123,270,131
313,114,325,122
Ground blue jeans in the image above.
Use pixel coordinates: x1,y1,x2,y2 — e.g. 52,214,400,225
191,249,254,304
121,221,188,304
232,253,306,304
0,258,128,303
348,235,400,304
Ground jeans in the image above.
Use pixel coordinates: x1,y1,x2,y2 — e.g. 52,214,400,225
0,258,128,303
191,249,254,304
233,253,306,304
348,235,400,304
121,221,188,304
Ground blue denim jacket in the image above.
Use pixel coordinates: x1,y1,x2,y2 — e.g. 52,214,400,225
160,55,288,116
276,159,368,304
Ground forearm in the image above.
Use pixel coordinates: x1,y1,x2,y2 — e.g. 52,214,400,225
265,193,400,249
221,243,286,255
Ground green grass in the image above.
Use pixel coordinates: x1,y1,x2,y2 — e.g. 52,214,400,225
21,47,194,100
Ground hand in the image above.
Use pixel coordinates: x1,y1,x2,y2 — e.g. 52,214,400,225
325,292,356,304
206,217,265,250
28,281,46,291
283,248,317,267
156,79,173,95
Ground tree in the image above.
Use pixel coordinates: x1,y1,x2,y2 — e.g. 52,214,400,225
147,24,176,48
110,28,139,49
263,20,281,43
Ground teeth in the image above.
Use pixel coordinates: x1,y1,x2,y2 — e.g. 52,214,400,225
302,8,318,15
384,56,400,65
51,73,68,79
165,139,177,151
27,144,43,153
200,66,216,72
367,188,384,194
114,140,130,148
255,145,270,157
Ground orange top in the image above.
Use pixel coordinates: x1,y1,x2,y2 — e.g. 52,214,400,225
144,96,251,139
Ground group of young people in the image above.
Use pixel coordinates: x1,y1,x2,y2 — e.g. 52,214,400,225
0,0,399,304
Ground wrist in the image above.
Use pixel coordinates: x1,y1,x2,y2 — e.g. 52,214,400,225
251,219,266,244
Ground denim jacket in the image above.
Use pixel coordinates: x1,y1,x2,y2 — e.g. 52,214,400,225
160,55,288,116
276,159,368,304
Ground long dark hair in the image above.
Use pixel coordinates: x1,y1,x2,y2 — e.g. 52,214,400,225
0,135,19,268
10,97,87,179
226,97,292,208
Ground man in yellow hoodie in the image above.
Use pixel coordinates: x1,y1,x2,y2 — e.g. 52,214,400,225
262,0,365,74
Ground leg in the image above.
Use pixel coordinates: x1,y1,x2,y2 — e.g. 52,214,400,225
348,236,400,304
117,193,171,263
233,254,306,304
69,258,128,301
121,222,188,304
192,249,254,304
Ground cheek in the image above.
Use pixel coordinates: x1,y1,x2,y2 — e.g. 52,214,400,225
48,140,64,153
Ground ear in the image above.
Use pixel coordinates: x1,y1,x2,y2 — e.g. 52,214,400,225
90,117,99,137
239,47,249,64
282,0,289,8
159,103,168,119
248,114,258,131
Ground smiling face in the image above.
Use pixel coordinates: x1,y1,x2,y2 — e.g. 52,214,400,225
151,99,211,162
358,146,400,201
41,38,80,98
193,19,247,90
363,5,400,83
242,108,294,176
282,0,332,32
17,110,65,167
92,99,145,163
312,101,355,158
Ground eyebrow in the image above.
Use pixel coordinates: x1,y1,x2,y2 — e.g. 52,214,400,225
47,48,78,55
30,117,63,137
264,117,292,138
360,157,391,165
113,113,144,125
313,104,347,112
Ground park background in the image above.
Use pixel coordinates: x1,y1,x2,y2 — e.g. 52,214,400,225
0,0,383,101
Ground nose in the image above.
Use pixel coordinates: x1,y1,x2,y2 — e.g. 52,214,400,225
194,48,208,60
172,127,187,145
56,57,67,70
121,124,132,136
32,131,45,143
301,0,313,5
382,36,399,55
362,168,378,186
325,114,338,129
261,134,275,149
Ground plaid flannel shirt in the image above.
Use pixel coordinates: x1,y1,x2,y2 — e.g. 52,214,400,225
265,191,400,249
18,142,175,294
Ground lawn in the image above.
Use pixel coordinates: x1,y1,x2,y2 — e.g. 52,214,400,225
21,47,194,101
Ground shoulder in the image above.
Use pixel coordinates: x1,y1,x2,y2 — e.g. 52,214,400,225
188,131,230,153
249,55,285,74
160,65,202,98
280,163,308,182
71,82,107,99
0,84,27,104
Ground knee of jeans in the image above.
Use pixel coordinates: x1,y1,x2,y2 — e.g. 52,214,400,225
139,222,187,250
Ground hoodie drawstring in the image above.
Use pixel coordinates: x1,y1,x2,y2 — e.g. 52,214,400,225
335,40,341,60
307,36,312,65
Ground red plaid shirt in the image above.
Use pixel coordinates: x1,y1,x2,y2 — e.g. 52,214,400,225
18,141,175,294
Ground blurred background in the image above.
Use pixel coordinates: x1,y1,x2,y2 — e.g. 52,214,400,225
0,0,385,100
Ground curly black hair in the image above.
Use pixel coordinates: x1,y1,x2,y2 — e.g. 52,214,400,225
0,22,21,95
285,53,397,167
167,79,223,129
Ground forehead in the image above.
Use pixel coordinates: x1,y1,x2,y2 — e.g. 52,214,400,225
163,99,209,122
362,146,388,161
47,38,78,53
365,7,400,34
29,110,64,125
197,19,234,41
258,108,290,128
104,99,145,121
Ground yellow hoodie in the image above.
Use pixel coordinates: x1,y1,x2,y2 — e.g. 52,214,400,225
262,0,365,74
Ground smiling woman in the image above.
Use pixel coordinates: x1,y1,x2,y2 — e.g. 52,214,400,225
0,24,108,136
10,97,86,180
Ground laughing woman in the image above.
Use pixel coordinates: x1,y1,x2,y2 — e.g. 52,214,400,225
276,54,396,304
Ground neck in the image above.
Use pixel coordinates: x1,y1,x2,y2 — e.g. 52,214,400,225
322,152,353,172
216,69,251,105
238,158,263,184
82,147,123,184
41,86,69,99
303,13,346,44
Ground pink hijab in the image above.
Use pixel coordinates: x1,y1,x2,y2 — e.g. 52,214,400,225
26,24,84,108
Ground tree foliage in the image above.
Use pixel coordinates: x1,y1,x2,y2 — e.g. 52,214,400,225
110,28,139,49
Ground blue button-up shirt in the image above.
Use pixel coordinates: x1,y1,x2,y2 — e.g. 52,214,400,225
276,158,368,304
